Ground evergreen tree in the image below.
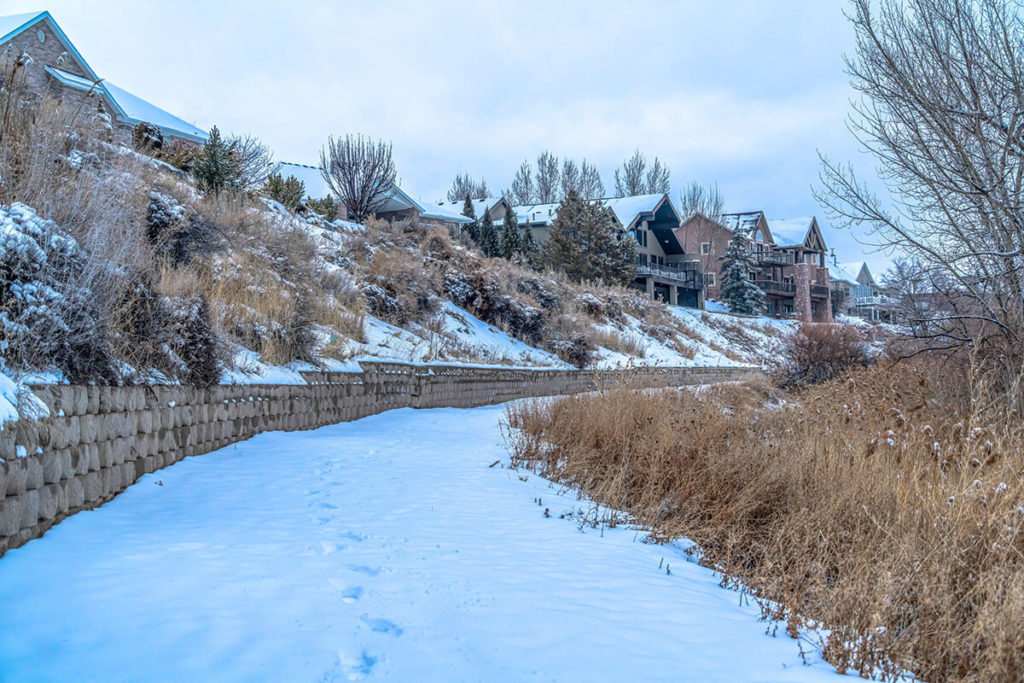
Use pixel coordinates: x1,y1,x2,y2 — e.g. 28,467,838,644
307,196,338,221
521,225,541,270
719,233,766,314
262,173,306,212
462,194,479,243
499,207,523,258
478,209,499,257
546,191,635,285
193,126,238,198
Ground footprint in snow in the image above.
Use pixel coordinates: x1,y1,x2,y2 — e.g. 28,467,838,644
360,615,402,636
347,564,380,577
328,579,363,603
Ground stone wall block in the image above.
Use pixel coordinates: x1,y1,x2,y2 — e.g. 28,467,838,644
0,428,16,461
19,489,39,527
5,460,27,496
65,477,84,510
37,484,57,521
83,471,102,503
0,496,20,536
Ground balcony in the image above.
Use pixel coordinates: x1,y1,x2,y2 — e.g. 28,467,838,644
752,249,795,265
636,262,703,290
754,279,795,296
810,284,830,298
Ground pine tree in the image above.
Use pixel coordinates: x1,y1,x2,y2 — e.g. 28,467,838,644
546,191,635,285
719,233,766,314
499,207,523,258
193,126,238,198
521,225,541,270
262,173,306,212
478,209,499,257
462,194,479,243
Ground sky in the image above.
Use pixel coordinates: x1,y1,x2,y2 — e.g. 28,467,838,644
1,0,894,274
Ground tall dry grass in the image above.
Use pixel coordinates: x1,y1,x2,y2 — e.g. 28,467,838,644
506,357,1024,682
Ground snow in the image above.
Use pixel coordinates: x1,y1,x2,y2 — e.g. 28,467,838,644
769,217,814,246
101,80,207,142
0,403,843,681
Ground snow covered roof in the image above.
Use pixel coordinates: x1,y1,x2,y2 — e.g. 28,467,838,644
272,162,330,201
769,216,815,247
44,67,207,143
0,11,99,81
435,197,505,220
377,186,474,224
720,211,765,235
101,81,207,143
513,193,678,230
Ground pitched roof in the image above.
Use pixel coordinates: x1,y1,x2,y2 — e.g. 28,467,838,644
513,193,677,230
769,216,814,247
3,12,206,143
0,11,98,80
271,162,330,201
378,186,473,224
435,196,506,220
720,211,765,234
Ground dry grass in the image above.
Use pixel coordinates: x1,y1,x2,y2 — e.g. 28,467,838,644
506,357,1024,682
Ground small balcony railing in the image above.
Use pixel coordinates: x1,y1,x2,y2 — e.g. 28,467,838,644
636,262,704,289
810,284,830,298
754,279,796,295
752,249,795,265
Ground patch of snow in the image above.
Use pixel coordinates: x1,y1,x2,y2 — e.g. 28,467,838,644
0,404,843,681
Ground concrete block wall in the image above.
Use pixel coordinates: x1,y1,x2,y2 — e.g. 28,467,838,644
0,363,759,558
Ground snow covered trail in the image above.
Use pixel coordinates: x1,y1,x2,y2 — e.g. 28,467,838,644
0,404,842,682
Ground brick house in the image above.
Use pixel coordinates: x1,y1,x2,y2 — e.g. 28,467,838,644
0,10,206,145
675,210,832,322
515,193,704,308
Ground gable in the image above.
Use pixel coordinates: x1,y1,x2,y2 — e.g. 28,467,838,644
0,12,98,81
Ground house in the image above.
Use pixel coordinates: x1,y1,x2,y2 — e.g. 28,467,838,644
675,211,832,322
515,193,703,308
435,197,512,224
374,186,475,230
0,11,207,145
829,261,892,322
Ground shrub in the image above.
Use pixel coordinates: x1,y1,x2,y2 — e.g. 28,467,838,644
307,196,338,221
778,323,871,387
165,295,220,386
262,173,305,212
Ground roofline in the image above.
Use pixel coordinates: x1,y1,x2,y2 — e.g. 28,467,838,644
2,12,100,81
45,66,207,143
386,186,473,224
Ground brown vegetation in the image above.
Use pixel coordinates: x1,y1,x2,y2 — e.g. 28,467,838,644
506,354,1024,681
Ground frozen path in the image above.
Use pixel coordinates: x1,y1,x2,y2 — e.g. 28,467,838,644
0,404,841,682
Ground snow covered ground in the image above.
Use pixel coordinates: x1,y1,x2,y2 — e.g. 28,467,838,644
0,404,843,682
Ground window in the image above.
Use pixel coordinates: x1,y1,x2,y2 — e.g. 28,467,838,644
700,242,711,255
704,272,716,286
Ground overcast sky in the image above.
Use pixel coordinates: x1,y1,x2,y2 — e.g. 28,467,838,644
3,0,894,273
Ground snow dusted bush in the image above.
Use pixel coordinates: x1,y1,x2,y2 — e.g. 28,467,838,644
147,190,219,265
0,203,114,381
164,295,220,386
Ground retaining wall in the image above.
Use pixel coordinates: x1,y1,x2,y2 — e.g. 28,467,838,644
0,362,759,558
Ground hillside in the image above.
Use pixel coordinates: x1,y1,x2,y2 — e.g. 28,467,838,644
0,104,817,397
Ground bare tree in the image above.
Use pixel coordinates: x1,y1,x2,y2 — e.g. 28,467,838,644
614,149,671,196
561,159,580,198
535,150,561,203
505,160,534,205
646,157,671,194
320,134,397,224
446,173,489,202
580,159,605,200
816,0,1024,357
679,181,725,220
228,133,273,193
614,149,647,196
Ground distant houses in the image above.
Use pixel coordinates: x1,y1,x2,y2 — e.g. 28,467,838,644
0,11,207,145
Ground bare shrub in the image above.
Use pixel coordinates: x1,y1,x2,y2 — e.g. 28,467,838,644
778,323,872,387
507,357,1024,681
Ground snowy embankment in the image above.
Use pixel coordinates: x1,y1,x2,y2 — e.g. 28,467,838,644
0,403,842,681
